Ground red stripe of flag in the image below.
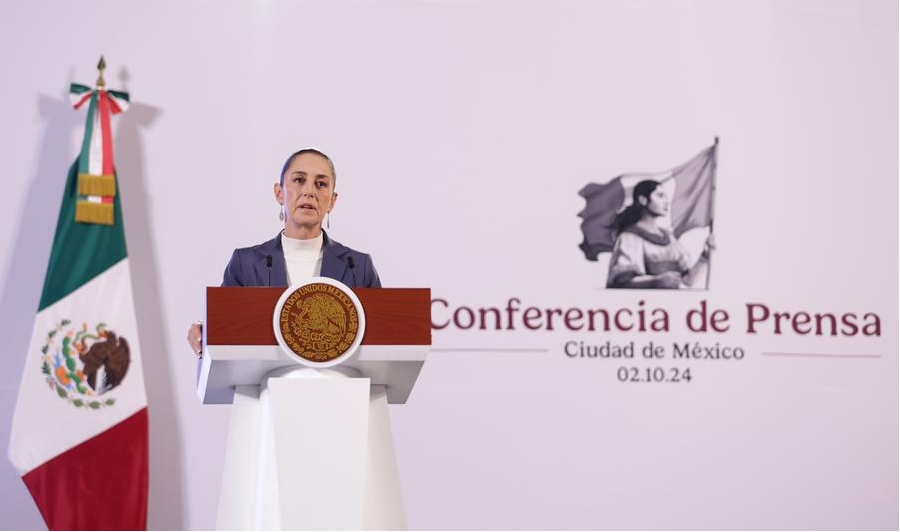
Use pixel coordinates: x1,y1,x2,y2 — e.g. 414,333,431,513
72,92,92,110
108,96,123,115
21,408,148,530
99,93,115,175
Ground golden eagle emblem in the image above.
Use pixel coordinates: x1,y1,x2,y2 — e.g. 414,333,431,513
40,320,130,409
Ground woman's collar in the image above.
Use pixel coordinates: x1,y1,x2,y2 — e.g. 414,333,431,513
623,225,671,246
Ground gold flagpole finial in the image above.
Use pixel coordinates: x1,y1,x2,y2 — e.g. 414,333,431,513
96,56,107,90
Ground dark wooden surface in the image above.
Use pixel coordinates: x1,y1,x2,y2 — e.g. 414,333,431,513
206,287,431,346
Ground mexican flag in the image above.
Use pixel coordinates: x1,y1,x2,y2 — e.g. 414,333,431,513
7,80,148,530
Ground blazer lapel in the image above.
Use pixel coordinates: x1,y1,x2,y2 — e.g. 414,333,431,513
320,231,349,283
253,233,289,287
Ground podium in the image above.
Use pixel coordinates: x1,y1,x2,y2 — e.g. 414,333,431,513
196,285,431,530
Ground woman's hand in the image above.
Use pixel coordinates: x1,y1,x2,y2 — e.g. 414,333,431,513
187,321,203,358
701,234,717,260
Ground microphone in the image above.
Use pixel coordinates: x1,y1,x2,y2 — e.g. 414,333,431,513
347,256,357,287
265,255,273,286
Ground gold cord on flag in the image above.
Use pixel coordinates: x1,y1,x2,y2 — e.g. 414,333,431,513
77,174,116,196
74,202,115,225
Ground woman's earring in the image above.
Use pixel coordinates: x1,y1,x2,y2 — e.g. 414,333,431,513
279,208,284,221
326,213,330,229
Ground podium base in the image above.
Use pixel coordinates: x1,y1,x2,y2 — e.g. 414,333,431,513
216,368,406,530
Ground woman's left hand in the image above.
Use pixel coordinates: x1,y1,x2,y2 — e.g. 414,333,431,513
187,321,203,358
702,234,717,259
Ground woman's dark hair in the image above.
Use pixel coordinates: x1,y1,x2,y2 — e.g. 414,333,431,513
613,179,660,234
279,148,337,188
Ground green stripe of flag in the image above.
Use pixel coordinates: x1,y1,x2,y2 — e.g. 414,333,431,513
69,83,91,95
39,160,127,311
108,89,130,102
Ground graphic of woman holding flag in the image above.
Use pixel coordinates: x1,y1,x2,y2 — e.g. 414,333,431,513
577,140,719,289
605,179,714,289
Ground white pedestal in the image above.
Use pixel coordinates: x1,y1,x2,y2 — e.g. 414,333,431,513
216,367,406,530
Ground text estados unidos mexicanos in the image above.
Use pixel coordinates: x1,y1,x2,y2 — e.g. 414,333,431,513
431,298,881,337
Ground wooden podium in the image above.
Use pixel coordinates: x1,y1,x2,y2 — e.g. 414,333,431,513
196,285,431,530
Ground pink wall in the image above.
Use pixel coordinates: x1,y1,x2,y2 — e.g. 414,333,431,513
0,1,896,529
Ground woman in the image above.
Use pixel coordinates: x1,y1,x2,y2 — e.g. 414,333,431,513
606,179,713,289
187,148,381,356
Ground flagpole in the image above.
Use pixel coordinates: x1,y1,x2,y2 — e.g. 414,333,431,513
704,137,719,290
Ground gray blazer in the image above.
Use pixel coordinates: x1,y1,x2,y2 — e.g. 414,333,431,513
221,231,381,288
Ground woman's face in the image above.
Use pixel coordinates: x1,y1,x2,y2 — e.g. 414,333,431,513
274,152,338,238
644,187,669,217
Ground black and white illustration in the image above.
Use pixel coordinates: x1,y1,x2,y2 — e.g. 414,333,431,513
578,141,718,289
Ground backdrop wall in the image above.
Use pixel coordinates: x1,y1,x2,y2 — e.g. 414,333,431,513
0,1,896,529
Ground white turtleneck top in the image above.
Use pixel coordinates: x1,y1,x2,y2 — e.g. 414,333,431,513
281,232,324,285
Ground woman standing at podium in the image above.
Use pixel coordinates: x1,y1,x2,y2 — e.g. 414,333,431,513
187,147,381,356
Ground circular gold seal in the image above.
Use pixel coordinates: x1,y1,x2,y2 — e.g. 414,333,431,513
273,278,365,366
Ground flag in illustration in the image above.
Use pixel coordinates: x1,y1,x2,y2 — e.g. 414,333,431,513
577,140,718,261
7,58,148,530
